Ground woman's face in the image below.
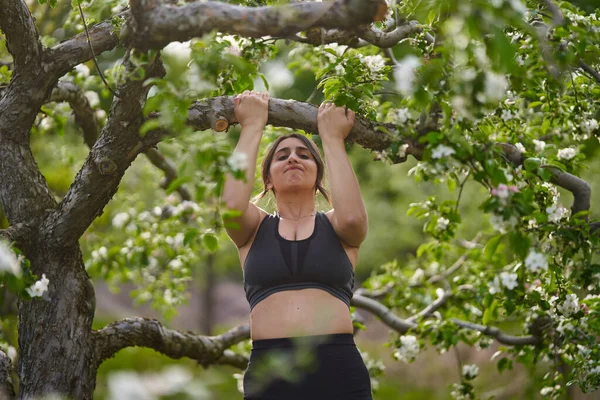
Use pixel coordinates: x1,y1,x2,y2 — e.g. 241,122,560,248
268,137,318,195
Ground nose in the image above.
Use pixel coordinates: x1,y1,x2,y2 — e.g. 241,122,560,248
287,152,300,163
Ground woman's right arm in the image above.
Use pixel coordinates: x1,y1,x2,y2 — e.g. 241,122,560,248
222,91,268,248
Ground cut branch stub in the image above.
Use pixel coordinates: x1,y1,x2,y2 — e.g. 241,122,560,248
128,0,387,50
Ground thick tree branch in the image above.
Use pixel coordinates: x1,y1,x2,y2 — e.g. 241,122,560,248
300,21,421,48
43,53,166,246
127,0,387,50
185,96,421,160
0,0,42,70
578,60,600,85
49,82,192,201
47,13,124,78
93,318,250,368
0,350,15,399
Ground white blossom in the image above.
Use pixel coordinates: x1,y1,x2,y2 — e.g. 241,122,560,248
0,240,21,277
394,56,421,96
361,54,386,79
436,217,450,231
26,274,49,298
501,109,515,121
394,108,410,125
557,294,579,317
168,258,184,270
483,72,508,103
152,206,162,217
393,335,420,362
540,387,554,396
533,139,546,153
84,91,100,108
500,272,518,290
524,249,548,273
162,40,192,62
6,346,16,363
227,152,248,172
490,214,518,233
431,144,455,159
546,203,569,223
233,372,245,394
74,63,90,77
488,276,502,294
581,119,599,134
112,212,130,229
557,147,577,160
409,268,425,286
515,142,526,153
462,364,479,379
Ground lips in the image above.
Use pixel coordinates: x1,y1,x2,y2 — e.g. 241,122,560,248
285,166,303,172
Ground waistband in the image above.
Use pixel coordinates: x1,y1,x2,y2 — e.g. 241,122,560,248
251,333,355,350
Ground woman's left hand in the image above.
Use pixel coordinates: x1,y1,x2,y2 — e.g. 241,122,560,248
317,102,355,141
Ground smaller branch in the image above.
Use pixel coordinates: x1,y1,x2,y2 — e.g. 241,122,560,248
450,319,541,345
214,349,248,370
351,294,417,334
541,0,564,26
0,223,33,248
407,286,451,323
0,349,15,399
357,21,422,48
143,149,192,201
93,317,250,368
578,60,600,85
500,143,591,216
50,82,99,148
354,282,394,299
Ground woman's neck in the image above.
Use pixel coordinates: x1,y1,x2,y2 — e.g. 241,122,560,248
275,193,316,221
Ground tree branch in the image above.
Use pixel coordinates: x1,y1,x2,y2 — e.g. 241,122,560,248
93,317,250,368
42,53,166,246
0,0,42,70
351,294,417,333
50,82,100,148
499,143,591,215
578,60,600,85
47,12,124,78
0,349,15,399
352,293,542,346
184,96,421,159
449,319,541,345
357,21,422,48
128,0,387,50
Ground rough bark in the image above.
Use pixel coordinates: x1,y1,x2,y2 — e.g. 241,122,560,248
17,245,97,399
0,350,15,400
42,54,166,247
186,96,422,159
93,318,250,368
127,0,387,50
0,0,42,70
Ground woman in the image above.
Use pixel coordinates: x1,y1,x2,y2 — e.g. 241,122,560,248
222,90,371,399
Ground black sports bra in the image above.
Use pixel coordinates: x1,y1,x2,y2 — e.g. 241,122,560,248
243,212,354,310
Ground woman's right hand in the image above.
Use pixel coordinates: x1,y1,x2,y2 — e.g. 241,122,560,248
234,90,269,129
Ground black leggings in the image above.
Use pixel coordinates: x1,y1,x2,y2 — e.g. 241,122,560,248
243,333,373,400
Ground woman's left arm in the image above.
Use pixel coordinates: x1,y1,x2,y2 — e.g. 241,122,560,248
318,103,368,247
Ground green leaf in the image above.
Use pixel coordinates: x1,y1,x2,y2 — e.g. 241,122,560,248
166,176,192,194
483,299,498,325
202,233,219,252
523,157,541,172
484,234,503,261
184,229,200,246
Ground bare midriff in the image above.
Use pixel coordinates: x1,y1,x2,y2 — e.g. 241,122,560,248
249,288,354,340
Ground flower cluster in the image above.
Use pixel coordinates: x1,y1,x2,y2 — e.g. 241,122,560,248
393,335,420,363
